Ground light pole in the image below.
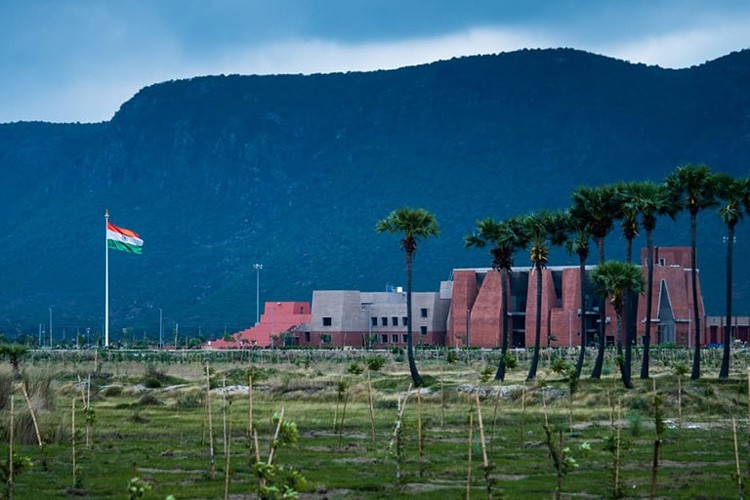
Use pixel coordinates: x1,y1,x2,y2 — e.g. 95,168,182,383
48,307,52,347
159,308,163,349
253,263,263,325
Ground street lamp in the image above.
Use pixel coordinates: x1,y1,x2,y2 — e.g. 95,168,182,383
48,307,52,347
253,263,263,325
159,308,163,349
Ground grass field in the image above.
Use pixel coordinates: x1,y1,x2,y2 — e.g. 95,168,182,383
2,346,750,499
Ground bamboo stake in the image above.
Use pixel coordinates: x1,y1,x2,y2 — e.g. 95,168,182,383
473,394,489,469
467,408,474,500
72,399,76,488
222,376,227,457
520,382,526,446
224,401,232,500
490,386,500,455
86,373,92,450
440,364,446,428
19,382,42,447
247,372,254,438
8,394,14,500
733,417,745,499
267,407,285,466
615,398,622,496
367,369,376,443
205,363,215,479
388,384,413,453
650,378,660,499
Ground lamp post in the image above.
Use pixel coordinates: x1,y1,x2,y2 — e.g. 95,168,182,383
159,308,163,350
48,307,52,347
253,263,263,325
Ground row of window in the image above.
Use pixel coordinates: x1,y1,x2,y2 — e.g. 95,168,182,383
320,308,430,328
302,327,430,345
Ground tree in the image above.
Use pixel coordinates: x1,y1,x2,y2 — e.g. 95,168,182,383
665,164,718,380
465,216,527,381
376,207,439,387
0,344,29,378
560,210,591,377
570,185,621,379
715,174,750,378
520,210,566,381
627,182,681,379
590,261,645,388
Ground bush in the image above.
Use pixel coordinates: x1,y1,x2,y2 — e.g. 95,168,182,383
102,385,123,397
141,377,162,389
136,394,162,406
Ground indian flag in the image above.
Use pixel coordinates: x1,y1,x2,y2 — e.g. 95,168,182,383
107,221,143,254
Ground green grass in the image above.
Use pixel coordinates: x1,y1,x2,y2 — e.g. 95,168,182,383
2,348,750,498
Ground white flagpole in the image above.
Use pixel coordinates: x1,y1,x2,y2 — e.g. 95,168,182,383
105,209,110,348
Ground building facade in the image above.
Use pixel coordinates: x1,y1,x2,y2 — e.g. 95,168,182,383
447,246,707,348
206,246,713,350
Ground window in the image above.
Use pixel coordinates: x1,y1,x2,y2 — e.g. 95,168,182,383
420,326,427,336
322,317,332,326
391,334,398,343
402,334,408,343
420,308,428,318
381,334,388,344
402,317,408,326
320,334,332,345
304,331,311,342
371,317,377,327
381,317,388,326
391,316,398,326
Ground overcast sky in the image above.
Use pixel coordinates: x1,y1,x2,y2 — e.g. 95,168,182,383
1,0,749,124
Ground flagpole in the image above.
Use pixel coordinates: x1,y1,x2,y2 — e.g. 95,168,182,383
105,209,110,348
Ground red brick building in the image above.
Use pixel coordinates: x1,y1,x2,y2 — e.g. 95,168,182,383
206,301,311,349
448,246,706,348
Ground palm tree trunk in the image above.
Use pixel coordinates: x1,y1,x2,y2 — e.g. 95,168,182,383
623,237,636,384
495,270,510,381
640,229,655,379
690,213,702,380
527,264,543,380
592,237,607,379
575,255,587,377
719,224,735,378
405,250,423,386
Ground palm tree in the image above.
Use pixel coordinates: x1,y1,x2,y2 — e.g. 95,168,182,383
520,210,566,381
590,261,645,388
628,182,681,379
614,182,640,382
570,185,621,379
665,164,718,380
376,207,439,387
715,174,750,378
560,210,592,378
465,217,527,381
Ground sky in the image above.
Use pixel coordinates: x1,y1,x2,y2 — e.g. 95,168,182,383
1,1,749,124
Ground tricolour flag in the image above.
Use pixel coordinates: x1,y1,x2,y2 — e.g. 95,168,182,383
107,221,143,254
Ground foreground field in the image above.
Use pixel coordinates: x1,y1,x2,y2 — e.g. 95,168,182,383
2,347,750,499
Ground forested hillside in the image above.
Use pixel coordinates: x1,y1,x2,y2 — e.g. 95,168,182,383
1,48,749,340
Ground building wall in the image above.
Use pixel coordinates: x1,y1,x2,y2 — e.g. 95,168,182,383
448,247,707,349
305,289,449,348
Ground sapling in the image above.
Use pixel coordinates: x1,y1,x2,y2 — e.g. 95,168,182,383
650,378,665,499
365,356,385,442
673,361,687,447
387,384,412,484
253,408,306,499
473,393,496,499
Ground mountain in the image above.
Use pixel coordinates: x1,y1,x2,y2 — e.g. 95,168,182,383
1,48,750,341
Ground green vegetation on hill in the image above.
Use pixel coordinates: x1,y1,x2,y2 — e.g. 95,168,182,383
1,48,749,339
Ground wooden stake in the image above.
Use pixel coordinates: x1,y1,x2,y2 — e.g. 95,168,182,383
205,363,215,479
466,409,473,500
247,372,254,439
8,394,14,499
19,382,42,447
473,394,489,469
367,369,376,443
733,417,745,499
72,399,76,488
224,401,232,500
417,388,424,477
